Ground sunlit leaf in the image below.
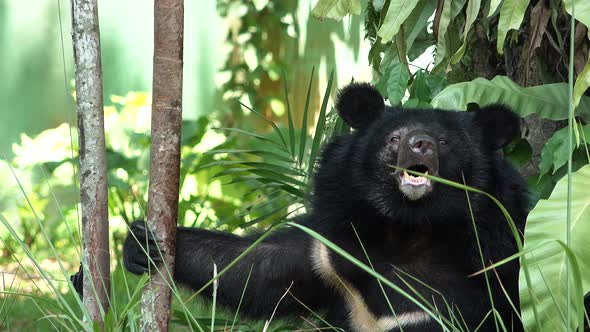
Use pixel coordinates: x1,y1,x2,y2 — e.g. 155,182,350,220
488,0,503,17
519,165,590,332
376,0,421,42
574,56,590,110
496,0,530,54
563,0,590,38
311,0,361,21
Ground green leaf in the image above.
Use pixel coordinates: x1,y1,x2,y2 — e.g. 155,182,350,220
205,149,293,163
282,74,296,156
519,165,590,332
504,138,532,169
214,128,285,149
311,0,361,21
450,0,481,65
299,68,315,166
538,124,590,179
431,76,590,121
403,0,437,52
237,101,289,152
574,56,590,110
409,70,448,103
488,0,503,17
563,0,590,38
308,70,334,178
433,0,453,67
376,0,421,42
496,0,530,54
375,62,410,104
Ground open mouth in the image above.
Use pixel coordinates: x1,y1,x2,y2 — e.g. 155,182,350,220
399,164,431,187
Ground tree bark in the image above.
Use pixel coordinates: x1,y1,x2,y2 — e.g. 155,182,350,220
70,0,110,323
140,0,184,331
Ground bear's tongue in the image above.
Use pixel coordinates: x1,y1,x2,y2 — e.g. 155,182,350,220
400,170,429,186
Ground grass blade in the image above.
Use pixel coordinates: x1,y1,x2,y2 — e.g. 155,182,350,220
307,69,334,179
298,67,315,166
283,72,296,157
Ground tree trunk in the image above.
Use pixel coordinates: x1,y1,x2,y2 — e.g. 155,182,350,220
140,0,184,331
70,0,110,323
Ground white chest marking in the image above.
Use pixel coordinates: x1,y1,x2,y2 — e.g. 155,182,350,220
310,239,431,331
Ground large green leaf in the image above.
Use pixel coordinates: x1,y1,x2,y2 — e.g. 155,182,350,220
563,0,590,38
519,165,590,331
538,124,590,179
311,0,361,21
376,0,421,42
496,0,530,54
431,76,590,121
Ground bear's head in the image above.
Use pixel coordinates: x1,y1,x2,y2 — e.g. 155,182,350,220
326,83,521,221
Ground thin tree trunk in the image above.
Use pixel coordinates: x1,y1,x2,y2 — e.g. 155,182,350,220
70,0,110,323
140,0,184,330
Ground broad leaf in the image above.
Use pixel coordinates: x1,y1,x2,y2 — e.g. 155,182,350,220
431,76,590,121
519,165,590,332
538,124,590,179
563,0,590,38
496,0,530,54
312,0,361,21
377,0,421,42
375,62,410,105
488,0,502,17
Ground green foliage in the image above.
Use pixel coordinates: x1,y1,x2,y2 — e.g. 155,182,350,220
538,124,590,180
312,0,361,21
431,76,590,122
519,165,590,332
216,0,298,118
449,0,480,65
496,0,530,55
374,62,410,104
574,57,590,109
207,71,343,227
375,0,420,42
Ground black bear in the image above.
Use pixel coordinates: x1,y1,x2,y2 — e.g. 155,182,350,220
122,83,528,331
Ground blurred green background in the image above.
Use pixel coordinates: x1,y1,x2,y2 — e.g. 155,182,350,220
0,0,226,156
0,0,373,156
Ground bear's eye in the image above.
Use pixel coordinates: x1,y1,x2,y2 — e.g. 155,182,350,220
390,135,401,143
439,138,448,145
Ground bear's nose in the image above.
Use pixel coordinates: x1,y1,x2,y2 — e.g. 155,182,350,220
408,135,435,156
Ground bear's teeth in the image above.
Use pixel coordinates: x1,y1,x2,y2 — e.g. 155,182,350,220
402,171,429,185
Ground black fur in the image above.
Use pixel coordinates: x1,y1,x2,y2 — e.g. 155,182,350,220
119,83,529,331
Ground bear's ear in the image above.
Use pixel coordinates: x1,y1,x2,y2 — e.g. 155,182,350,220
472,104,521,150
336,83,385,129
